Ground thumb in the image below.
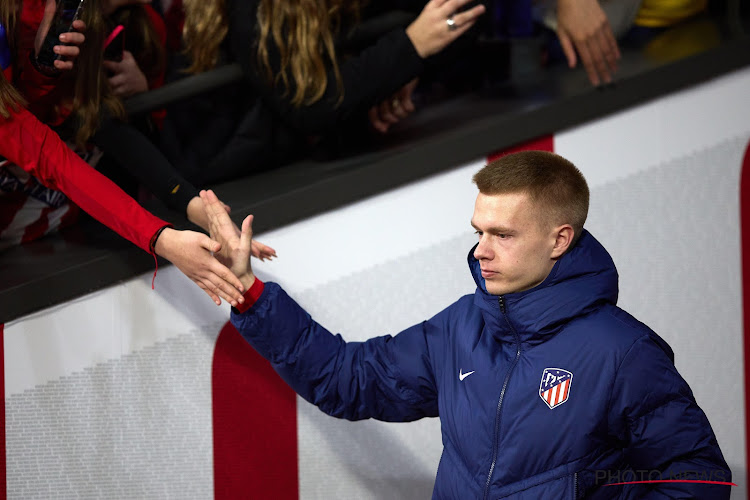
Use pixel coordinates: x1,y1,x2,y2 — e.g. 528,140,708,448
557,31,577,68
240,215,253,254
200,234,222,253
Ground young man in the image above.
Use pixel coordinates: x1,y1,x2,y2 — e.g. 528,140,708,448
201,151,730,499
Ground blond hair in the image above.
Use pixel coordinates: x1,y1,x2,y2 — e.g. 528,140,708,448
183,0,360,107
473,151,590,240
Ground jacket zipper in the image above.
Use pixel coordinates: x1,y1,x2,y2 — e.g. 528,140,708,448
574,472,578,499
482,296,522,500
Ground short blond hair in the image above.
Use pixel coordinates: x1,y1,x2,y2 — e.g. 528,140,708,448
473,151,589,241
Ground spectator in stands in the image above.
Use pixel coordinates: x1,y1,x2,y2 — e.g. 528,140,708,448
8,0,274,261
160,0,485,185
1,67,247,305
1,2,274,305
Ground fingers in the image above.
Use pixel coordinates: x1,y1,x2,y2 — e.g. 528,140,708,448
59,30,84,47
369,106,389,134
200,273,239,307
108,73,127,88
577,30,618,86
201,190,234,234
102,59,121,73
198,234,222,254
575,39,600,86
599,22,620,72
196,281,222,306
51,20,86,71
203,265,245,305
439,0,480,17
379,100,401,123
399,79,419,113
558,32,577,68
251,240,278,260
448,2,486,29
239,215,253,264
52,43,80,70
389,99,409,120
71,20,86,33
198,252,246,299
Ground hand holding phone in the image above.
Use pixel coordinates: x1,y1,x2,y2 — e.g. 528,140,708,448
34,0,86,75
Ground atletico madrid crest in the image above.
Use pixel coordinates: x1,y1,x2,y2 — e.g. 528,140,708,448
539,368,573,409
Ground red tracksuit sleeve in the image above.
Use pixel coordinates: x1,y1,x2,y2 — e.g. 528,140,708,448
0,106,168,252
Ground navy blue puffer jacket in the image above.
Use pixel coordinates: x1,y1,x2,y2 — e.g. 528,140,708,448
232,231,731,499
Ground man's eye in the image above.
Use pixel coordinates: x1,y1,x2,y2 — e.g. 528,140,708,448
498,234,507,239
474,230,482,236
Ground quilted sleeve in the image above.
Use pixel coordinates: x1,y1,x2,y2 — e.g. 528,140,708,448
231,282,442,422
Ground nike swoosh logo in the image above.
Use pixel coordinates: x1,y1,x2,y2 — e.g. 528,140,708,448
459,369,475,381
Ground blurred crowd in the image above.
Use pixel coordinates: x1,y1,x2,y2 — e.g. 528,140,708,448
0,0,714,302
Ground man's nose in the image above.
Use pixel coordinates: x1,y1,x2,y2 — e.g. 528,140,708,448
474,237,492,260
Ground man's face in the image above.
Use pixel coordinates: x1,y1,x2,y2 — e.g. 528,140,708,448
471,192,559,296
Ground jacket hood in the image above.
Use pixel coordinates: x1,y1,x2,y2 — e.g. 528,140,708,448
468,230,619,345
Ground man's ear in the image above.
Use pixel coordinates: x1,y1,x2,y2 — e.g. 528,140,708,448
550,225,575,259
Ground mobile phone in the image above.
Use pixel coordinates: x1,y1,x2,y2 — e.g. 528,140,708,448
103,25,125,63
35,0,86,74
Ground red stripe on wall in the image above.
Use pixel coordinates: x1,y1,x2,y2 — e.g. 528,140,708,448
212,321,298,499
741,138,750,482
487,135,554,162
1,323,5,500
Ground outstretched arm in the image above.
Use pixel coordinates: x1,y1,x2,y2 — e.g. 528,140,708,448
0,104,245,306
201,189,440,421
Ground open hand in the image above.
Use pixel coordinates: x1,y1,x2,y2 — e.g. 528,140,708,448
200,189,257,291
187,194,277,262
406,0,485,59
153,227,246,306
556,0,620,86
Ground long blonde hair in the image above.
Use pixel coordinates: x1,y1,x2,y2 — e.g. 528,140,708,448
184,0,360,107
0,0,25,119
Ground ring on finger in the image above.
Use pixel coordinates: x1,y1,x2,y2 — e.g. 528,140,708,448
446,16,457,31
392,99,401,109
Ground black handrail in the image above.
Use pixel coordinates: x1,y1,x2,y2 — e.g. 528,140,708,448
124,63,244,115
